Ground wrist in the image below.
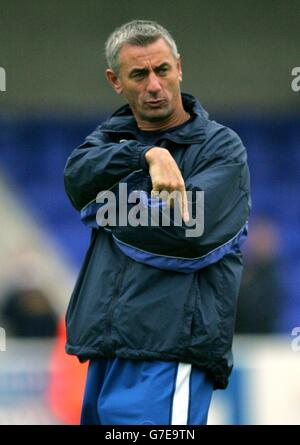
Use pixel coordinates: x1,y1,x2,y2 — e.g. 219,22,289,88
145,146,168,165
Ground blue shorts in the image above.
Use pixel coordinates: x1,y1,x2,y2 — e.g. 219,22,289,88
80,358,213,425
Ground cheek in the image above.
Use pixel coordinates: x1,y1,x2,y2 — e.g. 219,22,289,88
123,86,138,101
165,78,180,96
127,85,143,99
123,87,144,110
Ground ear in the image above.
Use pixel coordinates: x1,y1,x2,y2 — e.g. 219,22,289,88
176,56,183,82
106,69,123,94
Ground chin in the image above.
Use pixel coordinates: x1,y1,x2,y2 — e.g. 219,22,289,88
142,109,171,123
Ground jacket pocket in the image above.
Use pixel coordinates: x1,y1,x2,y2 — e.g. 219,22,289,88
189,279,214,348
177,280,211,350
176,303,195,349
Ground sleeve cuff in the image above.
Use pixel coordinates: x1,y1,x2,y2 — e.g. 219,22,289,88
139,146,155,172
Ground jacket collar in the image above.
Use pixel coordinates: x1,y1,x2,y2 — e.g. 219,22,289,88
101,93,208,144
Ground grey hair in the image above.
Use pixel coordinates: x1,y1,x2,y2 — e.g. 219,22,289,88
105,20,179,74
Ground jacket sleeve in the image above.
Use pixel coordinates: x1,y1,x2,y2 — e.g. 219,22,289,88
112,126,251,263
183,126,251,255
64,126,154,210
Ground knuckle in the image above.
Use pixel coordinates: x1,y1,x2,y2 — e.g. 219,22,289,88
161,181,171,189
174,181,184,190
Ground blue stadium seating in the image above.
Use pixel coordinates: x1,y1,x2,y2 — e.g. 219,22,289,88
0,114,299,333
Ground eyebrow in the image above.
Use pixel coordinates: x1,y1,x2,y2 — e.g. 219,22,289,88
129,62,171,78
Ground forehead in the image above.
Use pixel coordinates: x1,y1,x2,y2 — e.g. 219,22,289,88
118,38,175,72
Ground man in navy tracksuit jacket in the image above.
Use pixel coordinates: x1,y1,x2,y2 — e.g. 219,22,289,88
64,20,251,425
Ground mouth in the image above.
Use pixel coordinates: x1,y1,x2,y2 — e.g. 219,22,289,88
145,99,166,108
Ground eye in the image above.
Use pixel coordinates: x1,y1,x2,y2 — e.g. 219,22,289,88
157,66,169,75
131,71,147,80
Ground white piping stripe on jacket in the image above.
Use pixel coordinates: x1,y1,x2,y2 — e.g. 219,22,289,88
171,363,192,425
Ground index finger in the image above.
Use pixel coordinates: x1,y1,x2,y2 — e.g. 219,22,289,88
178,186,189,224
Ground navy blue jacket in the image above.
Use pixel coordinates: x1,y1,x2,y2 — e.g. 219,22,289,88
64,93,251,389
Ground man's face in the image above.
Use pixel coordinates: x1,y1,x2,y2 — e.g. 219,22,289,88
106,38,183,125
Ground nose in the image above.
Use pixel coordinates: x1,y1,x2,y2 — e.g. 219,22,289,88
147,72,162,95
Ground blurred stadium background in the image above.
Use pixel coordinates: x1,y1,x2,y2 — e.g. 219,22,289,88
0,0,300,424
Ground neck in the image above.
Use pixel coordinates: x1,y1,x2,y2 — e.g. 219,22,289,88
136,106,190,132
